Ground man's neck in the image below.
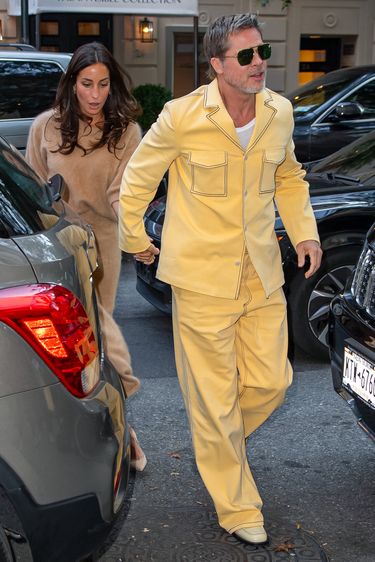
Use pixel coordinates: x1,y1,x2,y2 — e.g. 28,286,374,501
217,81,256,128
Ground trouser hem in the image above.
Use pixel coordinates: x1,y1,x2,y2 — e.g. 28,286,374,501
227,520,265,534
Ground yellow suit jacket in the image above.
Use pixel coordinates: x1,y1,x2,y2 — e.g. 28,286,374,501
119,79,320,299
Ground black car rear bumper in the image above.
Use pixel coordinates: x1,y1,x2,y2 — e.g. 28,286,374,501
329,293,375,441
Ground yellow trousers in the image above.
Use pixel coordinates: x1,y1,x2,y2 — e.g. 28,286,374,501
171,254,292,533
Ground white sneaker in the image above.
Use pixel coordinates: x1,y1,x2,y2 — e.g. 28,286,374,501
234,526,268,545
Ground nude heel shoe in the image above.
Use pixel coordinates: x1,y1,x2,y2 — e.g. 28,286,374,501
129,426,147,472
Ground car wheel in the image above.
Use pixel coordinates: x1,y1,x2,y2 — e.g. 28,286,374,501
288,245,362,358
0,526,13,562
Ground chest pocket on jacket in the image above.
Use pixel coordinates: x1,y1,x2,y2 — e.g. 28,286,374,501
189,151,228,196
259,148,285,194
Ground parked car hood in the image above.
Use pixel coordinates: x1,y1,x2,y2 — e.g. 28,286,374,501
306,130,375,188
275,189,375,231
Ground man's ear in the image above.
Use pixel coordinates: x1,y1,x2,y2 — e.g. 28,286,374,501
210,57,224,76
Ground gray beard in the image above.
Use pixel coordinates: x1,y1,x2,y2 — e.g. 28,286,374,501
228,70,267,95
241,73,266,94
241,84,265,94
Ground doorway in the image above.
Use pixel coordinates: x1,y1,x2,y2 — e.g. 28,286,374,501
30,13,113,53
172,31,208,98
299,36,342,86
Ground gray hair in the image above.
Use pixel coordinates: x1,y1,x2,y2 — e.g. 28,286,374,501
203,14,263,80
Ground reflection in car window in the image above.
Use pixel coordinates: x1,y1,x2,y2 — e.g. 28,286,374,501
0,60,63,120
0,141,58,237
310,131,375,185
289,70,364,117
345,79,375,119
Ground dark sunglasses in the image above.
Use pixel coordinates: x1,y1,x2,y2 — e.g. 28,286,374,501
223,43,272,66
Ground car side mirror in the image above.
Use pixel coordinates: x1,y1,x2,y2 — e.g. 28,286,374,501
335,101,364,119
47,174,65,201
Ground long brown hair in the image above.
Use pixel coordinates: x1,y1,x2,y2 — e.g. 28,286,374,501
53,42,141,155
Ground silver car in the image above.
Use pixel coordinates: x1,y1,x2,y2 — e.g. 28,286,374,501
0,137,130,562
0,45,71,152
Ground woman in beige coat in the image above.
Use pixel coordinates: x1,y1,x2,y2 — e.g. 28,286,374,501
26,41,146,471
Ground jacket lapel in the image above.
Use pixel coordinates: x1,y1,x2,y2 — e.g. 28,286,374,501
246,89,277,153
204,80,243,150
203,80,278,153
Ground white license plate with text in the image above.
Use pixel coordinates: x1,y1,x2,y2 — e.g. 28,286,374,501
343,347,375,408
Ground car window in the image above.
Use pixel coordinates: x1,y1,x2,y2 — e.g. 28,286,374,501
344,79,375,119
0,60,63,120
0,140,58,237
288,69,368,118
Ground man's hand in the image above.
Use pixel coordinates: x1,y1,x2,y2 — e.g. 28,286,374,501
134,241,160,265
296,240,322,279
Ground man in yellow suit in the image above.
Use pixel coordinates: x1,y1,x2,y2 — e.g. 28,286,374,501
119,13,322,546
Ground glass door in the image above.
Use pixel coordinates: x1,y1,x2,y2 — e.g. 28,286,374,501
30,13,113,53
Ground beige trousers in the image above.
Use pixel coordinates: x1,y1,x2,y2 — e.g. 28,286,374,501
94,232,140,398
171,254,292,533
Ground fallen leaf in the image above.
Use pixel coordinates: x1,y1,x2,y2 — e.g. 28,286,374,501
142,528,150,533
168,452,181,459
273,540,295,552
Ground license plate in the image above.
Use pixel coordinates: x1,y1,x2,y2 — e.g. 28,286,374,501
343,347,375,409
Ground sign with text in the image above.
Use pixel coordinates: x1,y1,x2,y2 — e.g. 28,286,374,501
8,0,198,16
8,0,37,15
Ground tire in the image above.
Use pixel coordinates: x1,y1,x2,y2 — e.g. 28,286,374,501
0,526,12,562
288,245,362,359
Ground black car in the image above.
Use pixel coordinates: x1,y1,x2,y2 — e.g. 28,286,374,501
287,65,375,162
135,130,375,359
329,222,375,441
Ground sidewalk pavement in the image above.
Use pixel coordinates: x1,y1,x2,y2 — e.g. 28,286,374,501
95,259,374,562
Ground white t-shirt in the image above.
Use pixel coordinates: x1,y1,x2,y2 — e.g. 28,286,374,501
236,118,256,150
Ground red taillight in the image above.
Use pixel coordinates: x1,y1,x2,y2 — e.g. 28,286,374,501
22,318,68,358
0,284,99,397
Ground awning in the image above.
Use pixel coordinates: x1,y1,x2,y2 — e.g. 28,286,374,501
8,0,199,16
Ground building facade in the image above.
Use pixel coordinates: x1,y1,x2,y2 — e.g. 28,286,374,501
1,0,374,95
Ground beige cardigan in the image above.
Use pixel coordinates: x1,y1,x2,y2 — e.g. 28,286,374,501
26,109,141,301
26,109,141,232
26,109,142,397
